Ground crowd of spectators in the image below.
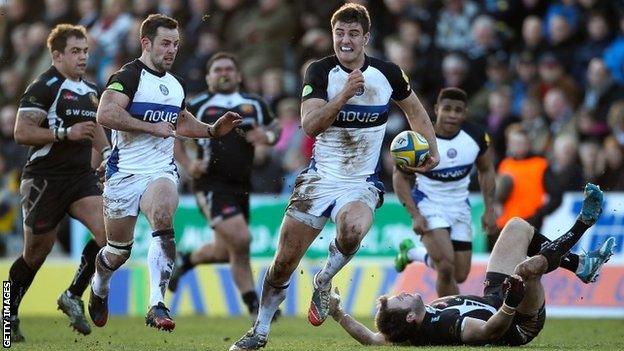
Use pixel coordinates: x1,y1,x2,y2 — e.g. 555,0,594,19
1,0,624,254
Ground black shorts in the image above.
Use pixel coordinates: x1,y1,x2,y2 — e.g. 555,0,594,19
20,172,102,234
483,272,546,346
194,189,250,226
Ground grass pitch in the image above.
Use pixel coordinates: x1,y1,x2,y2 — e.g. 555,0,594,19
8,316,624,350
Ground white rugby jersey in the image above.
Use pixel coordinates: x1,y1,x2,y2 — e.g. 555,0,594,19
302,55,411,184
412,123,489,205
105,59,186,177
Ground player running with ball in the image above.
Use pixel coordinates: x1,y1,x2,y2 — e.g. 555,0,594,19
230,3,439,350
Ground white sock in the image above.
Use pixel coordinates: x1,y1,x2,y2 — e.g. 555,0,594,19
147,233,176,307
254,279,288,336
407,246,434,268
575,255,586,275
315,240,355,288
92,249,114,298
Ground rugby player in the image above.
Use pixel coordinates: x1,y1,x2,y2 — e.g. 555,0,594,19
393,87,497,296
169,52,281,319
87,14,241,332
7,24,110,340
230,3,439,350
330,184,615,346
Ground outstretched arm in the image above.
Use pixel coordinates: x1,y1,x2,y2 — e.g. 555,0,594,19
328,288,389,346
393,166,428,234
476,148,497,236
176,109,241,139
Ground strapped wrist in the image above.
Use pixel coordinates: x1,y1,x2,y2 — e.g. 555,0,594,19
265,130,276,144
501,303,516,316
207,125,216,138
54,127,70,142
101,146,112,160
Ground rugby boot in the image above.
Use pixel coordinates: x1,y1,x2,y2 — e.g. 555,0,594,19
229,328,268,350
8,316,24,342
145,302,175,332
57,290,91,335
394,238,416,272
577,237,616,283
88,287,109,327
307,273,331,326
578,183,603,226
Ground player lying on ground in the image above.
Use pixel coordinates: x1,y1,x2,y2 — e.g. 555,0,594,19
329,183,615,346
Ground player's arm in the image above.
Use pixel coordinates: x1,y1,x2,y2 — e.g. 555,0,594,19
461,275,526,344
14,109,55,145
329,288,390,346
96,90,173,137
176,109,242,139
393,166,428,234
91,124,112,172
476,147,497,235
394,92,439,170
300,61,361,137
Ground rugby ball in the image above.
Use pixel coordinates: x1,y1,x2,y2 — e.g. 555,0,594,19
390,130,429,168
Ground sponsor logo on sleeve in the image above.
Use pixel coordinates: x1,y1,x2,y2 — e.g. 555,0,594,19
302,85,313,97
107,82,124,92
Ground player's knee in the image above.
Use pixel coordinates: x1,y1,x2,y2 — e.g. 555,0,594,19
503,217,531,236
436,259,455,281
151,209,174,229
103,240,133,269
514,256,544,279
337,222,365,253
455,270,469,283
231,233,252,254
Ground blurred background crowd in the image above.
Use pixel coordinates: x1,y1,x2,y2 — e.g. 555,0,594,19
1,0,624,255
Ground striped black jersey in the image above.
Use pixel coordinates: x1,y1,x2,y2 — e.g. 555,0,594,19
18,66,99,178
187,91,274,192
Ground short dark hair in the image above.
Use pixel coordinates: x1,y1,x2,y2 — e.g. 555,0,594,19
331,3,371,34
375,296,414,344
46,24,87,53
437,87,468,104
140,14,179,42
206,52,240,72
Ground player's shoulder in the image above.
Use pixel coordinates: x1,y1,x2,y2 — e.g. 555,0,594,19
239,91,267,104
367,56,403,77
461,122,487,142
187,91,212,108
167,71,186,88
307,55,339,74
29,66,64,90
82,78,99,93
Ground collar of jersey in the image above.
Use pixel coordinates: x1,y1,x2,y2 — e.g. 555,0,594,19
134,58,167,78
335,54,370,73
436,128,461,140
49,65,82,82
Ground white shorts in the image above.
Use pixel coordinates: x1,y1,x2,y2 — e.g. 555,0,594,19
103,170,178,219
413,193,472,244
285,168,382,230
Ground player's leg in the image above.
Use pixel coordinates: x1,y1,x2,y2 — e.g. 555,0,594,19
8,227,57,342
139,177,178,331
8,177,67,341
419,228,457,296
453,248,471,284
58,174,107,335
231,214,322,350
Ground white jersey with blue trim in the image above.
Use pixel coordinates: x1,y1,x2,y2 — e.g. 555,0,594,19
302,55,412,183
414,123,489,205
104,59,186,177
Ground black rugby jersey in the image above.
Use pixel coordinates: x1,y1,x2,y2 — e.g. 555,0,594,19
410,294,500,346
187,91,274,192
18,66,99,178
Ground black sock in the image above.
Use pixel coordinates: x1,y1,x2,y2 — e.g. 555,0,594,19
528,230,580,273
180,252,194,273
68,239,101,297
8,256,38,317
560,254,580,272
242,290,259,315
539,219,592,273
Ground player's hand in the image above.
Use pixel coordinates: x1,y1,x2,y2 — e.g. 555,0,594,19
481,208,497,236
397,153,440,174
340,69,365,100
188,159,207,178
68,121,96,141
96,146,112,182
329,287,344,321
150,121,175,138
245,124,270,145
503,274,526,308
411,213,428,235
212,111,243,137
